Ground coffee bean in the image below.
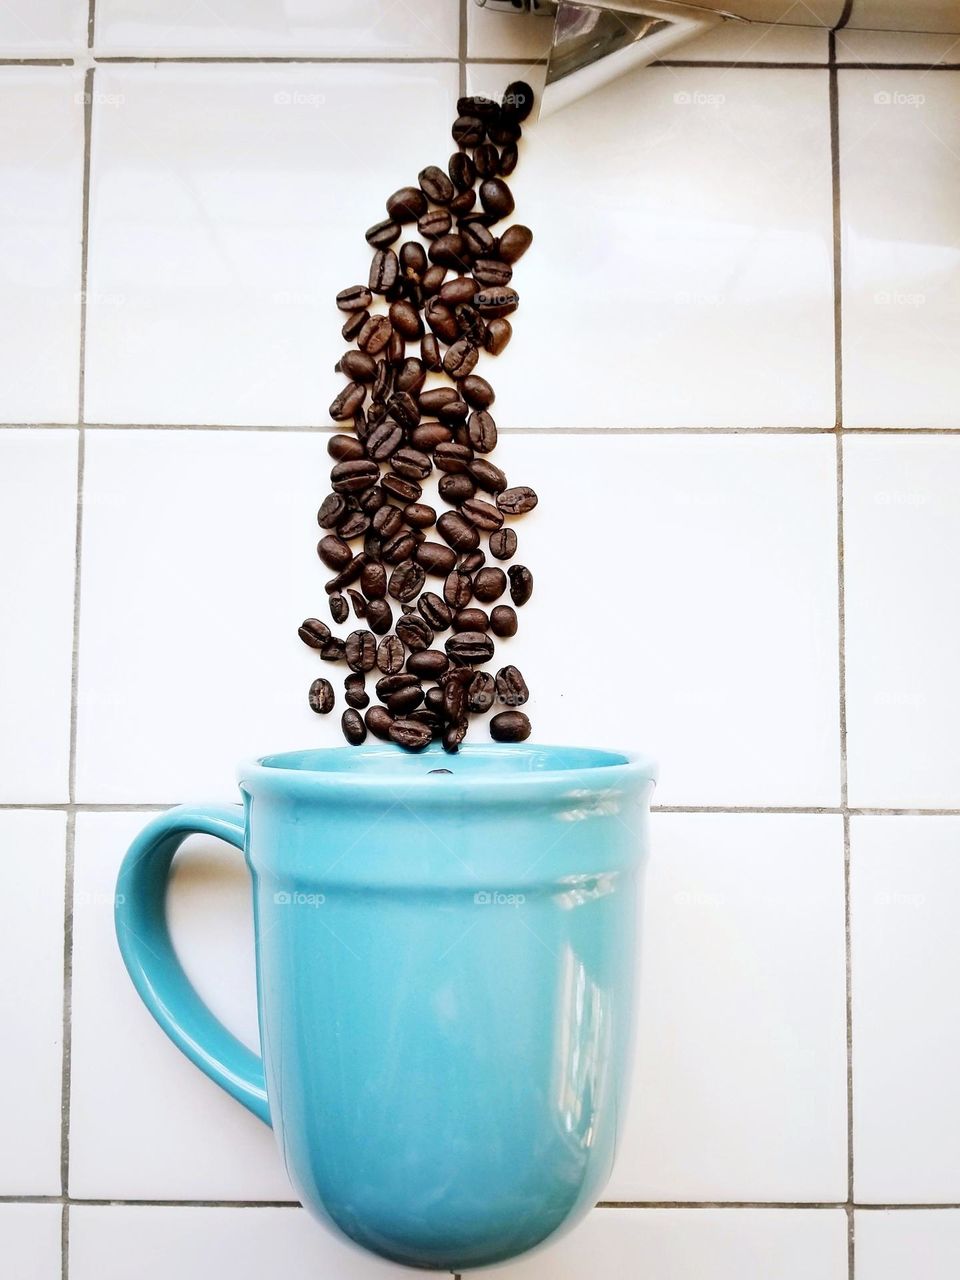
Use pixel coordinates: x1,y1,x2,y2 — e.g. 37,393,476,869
338,350,377,382
383,680,424,715
418,209,451,240
474,286,519,318
347,588,367,619
411,539,455,577
437,277,476,307
424,297,459,343
388,559,425,603
391,447,431,481
399,241,427,279
490,604,517,637
445,631,494,665
365,705,394,740
382,531,417,566
498,224,533,264
337,285,372,312
437,397,469,425
403,501,436,528
329,382,365,421
473,258,512,288
386,186,428,223
462,376,495,410
341,708,367,744
330,593,349,624
452,114,485,147
388,299,423,340
381,472,422,504
439,473,476,506
478,177,515,220
321,635,346,662
450,189,476,216
365,218,401,248
331,458,379,495
495,665,528,707
434,442,474,474
298,617,331,649
442,339,479,380
422,264,447,294
372,504,404,539
344,673,369,709
317,534,352,572
461,498,503,533
444,570,473,610
508,563,533,606
467,411,497,454
345,629,376,673
325,553,368,593
489,709,530,743
437,511,480,553
358,315,393,353
474,566,507,603
338,509,369,542
317,492,348,529
483,317,513,355
454,303,485,345
429,234,470,272
396,612,434,652
499,141,519,176
359,559,387,600
410,424,450,453
448,150,476,191
387,326,405,365
327,434,365,465
453,607,489,632
418,591,452,632
342,309,368,342
406,649,450,680
368,249,399,294
489,527,517,560
396,358,426,397
489,114,521,146
458,549,486,574
421,333,442,369
376,634,405,676
418,164,455,204
461,672,493,714
389,718,432,751
497,485,538,515
460,220,496,257
365,419,403,461
501,79,534,121
469,458,508,494
442,675,467,724
365,597,393,634
474,142,499,178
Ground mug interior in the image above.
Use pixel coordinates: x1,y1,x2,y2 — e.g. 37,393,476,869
257,742,633,779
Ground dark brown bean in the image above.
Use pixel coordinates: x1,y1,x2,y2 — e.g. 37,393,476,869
424,297,459,342
336,285,372,312
497,485,538,515
348,588,367,620
460,220,496,257
478,177,515,219
448,150,475,191
321,635,346,662
421,265,447,297
365,597,393,635
489,710,531,742
508,563,533,606
418,209,452,240
325,553,368,593
437,511,480,553
437,397,470,425
454,303,485,344
360,560,387,600
365,218,401,248
434,442,474,474
489,527,517,560
420,333,442,369
391,447,432,480
474,566,507,603
469,458,508,494
344,673,369,709
317,534,352,572
330,593,349,624
388,559,425,603
483,317,513,355
440,276,479,305
444,570,473,610
498,224,533,264
419,164,455,205
357,315,393,353
365,705,394,740
342,708,367,744
298,617,331,649
449,189,476,216
396,613,434,652
467,671,496,713
461,497,503,532
388,299,423,340
339,509,370,540
338,350,377,382
331,459,379,494
499,141,518,176
373,504,404,539
418,592,453,632
317,493,348,529
410,422,451,451
414,540,457,577
403,501,436,528
365,419,403,461
327,434,364,464
495,665,528,706
490,604,517,637
329,382,365,421
389,719,432,751
380,472,422,504
376,634,405,675
445,631,494,665
458,549,486,574
453,607,489,632
429,234,470,272
345,629,376,673
461,376,495,410
406,649,450,680
473,258,512,288
342,308,368,342
474,286,519,318
382,532,417,566
369,249,399,294
386,186,428,223
439,473,476,506
466,410,497,454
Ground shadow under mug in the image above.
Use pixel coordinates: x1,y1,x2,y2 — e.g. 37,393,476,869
115,742,657,1271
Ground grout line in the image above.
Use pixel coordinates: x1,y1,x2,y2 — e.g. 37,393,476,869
0,57,75,65
86,0,95,48
94,54,460,64
458,0,468,98
9,423,960,435
7,801,960,815
598,1200,847,1210
61,1203,69,1280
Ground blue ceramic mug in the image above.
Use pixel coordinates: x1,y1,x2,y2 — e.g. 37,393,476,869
115,742,656,1271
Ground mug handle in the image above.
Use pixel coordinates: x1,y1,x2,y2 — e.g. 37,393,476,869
114,804,271,1125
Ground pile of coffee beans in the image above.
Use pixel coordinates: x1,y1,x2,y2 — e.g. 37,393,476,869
299,82,538,754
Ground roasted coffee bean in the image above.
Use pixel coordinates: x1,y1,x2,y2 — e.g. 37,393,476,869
508,563,533,606
341,708,367,744
497,224,533,264
442,675,467,724
495,665,528,707
490,710,531,743
474,286,519,318
489,527,517,560
391,447,432,481
381,472,422,504
444,570,473,610
312,675,337,716
438,277,476,306
474,566,507,602
376,634,405,675
464,671,495,714
388,558,425,603
403,501,436,529
325,553,368,593
458,93,499,119
410,423,450,452
386,391,420,431
341,511,371,542
497,485,538,515
483,317,513,355
388,299,423,340
360,559,387,600
382,531,417,566
345,629,376,673
386,185,428,224
359,486,384,516
338,350,377,382
448,150,476,191
406,649,450,680
317,533,352,572
433,441,474,474
474,141,499,178
416,540,458,577
358,315,393,354
336,285,372,312
395,358,426,396
365,419,403,461
460,375,494,410
478,177,515,220
396,612,434,652
376,672,419,699
365,597,393,634
353,406,369,439
327,433,365,463
348,588,367,618
489,114,521,146
442,719,466,753
399,241,427,278
421,265,447,296
462,497,503,532
445,631,494,665
420,333,442,369
410,707,441,735
383,681,425,715
329,382,365,421
453,304,485,345
365,218,401,248
365,705,394,740
331,459,379,494
438,510,480,553
344,672,369,709
452,114,485,147
372,358,392,401
453,607,489,633
321,635,346,662
363,529,382,560
418,591,453,632
436,478,475,517
460,220,496,257
501,79,534,121
368,249,399,294
317,492,348,529
489,604,517,637
298,617,331,649
429,234,470,272
418,208,451,240
342,308,368,342
386,328,405,366
419,386,459,415
372,504,404,539
473,258,512,288
437,397,470,425
425,685,445,715
450,189,476,216
330,593,349,624
389,718,432,751
459,549,486,574
467,458,506,495
443,339,479,380
418,164,455,205
424,296,459,342
499,141,519,176
466,410,498,455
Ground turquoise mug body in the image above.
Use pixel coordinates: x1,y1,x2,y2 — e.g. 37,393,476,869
115,742,656,1270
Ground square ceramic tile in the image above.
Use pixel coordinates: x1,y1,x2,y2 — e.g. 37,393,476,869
466,64,835,428
844,437,960,808
839,71,960,428
467,3,553,62
69,1205,438,1279
844,0,960,37
69,811,294,1200
0,431,78,803
607,813,847,1202
83,64,459,426
0,812,66,1195
851,816,960,1202
93,0,459,58
664,21,829,63
0,1204,62,1280
837,29,960,65
76,432,841,807
0,0,86,54
0,69,84,423
856,1210,960,1279
480,1207,848,1278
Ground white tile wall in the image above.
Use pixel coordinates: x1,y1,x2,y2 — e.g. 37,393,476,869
4,6,960,1278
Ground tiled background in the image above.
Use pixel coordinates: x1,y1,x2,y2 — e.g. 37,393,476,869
4,1,960,1277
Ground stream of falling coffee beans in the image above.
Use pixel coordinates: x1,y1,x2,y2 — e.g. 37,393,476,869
298,82,538,754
